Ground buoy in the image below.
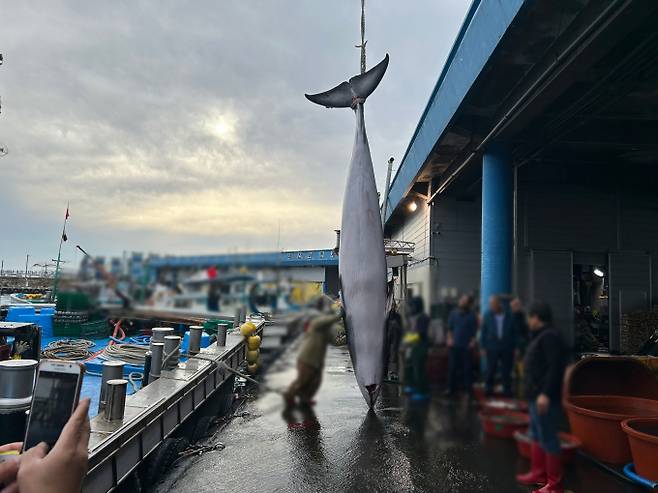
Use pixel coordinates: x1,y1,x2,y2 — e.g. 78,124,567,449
246,349,259,364
247,335,261,350
240,322,257,338
247,363,258,375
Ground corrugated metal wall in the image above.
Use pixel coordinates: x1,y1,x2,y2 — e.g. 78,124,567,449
517,181,658,351
431,196,481,302
529,250,574,342
389,200,432,308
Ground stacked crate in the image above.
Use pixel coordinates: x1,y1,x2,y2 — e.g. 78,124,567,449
620,305,658,354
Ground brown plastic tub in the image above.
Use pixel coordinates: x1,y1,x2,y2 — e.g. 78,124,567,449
563,357,658,400
563,357,658,464
622,418,658,481
565,395,658,464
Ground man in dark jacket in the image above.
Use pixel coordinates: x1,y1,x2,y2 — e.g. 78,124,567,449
480,295,516,397
516,301,567,493
511,297,529,355
446,295,477,396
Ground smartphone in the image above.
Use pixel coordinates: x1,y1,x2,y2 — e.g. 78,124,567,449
23,359,84,452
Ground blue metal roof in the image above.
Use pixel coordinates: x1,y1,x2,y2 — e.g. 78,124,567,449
147,249,338,269
384,0,525,222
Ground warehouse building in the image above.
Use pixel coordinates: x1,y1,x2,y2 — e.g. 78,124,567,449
384,0,658,353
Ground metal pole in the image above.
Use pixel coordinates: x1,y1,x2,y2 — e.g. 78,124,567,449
188,326,203,355
381,157,394,227
103,379,127,421
149,342,164,382
51,205,69,302
217,323,229,346
98,361,124,414
163,335,180,370
400,256,408,304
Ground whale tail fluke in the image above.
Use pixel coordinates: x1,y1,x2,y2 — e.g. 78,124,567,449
305,54,389,108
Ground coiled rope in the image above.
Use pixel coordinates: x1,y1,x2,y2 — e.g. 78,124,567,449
100,343,150,366
42,339,95,360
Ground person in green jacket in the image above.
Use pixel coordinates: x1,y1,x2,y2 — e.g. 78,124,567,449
284,298,343,406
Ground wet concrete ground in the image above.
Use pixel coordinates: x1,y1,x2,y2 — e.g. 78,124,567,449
155,337,644,493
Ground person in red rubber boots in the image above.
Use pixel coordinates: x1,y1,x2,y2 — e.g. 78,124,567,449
516,301,567,493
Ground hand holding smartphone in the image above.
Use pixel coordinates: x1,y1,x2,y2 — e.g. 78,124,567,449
23,360,85,451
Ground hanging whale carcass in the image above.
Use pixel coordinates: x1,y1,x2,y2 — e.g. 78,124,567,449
306,54,389,407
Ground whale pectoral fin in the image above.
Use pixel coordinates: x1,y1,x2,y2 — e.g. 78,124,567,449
348,54,389,101
305,81,353,108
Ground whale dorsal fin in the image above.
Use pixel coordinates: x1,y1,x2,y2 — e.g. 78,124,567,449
305,54,389,109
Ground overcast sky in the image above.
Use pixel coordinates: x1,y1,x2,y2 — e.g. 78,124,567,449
0,0,470,270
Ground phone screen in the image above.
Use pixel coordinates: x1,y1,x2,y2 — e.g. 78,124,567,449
24,370,80,450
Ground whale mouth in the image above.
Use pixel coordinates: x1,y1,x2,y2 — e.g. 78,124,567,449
365,384,379,408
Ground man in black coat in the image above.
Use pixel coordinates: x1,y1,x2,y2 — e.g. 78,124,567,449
516,301,567,493
480,295,516,397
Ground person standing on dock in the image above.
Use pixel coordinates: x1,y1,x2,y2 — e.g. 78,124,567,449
284,297,343,407
402,296,431,401
445,295,477,397
511,297,529,356
516,301,566,493
480,294,516,397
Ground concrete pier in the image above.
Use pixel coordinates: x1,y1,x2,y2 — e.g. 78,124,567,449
153,341,643,493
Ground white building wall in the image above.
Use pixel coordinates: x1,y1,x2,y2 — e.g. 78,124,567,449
389,199,432,311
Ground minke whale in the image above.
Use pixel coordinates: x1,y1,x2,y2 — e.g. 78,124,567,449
306,54,389,407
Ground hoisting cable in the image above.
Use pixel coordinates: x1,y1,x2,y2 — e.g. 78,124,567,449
355,0,367,74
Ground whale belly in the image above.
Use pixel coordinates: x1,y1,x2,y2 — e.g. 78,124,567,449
339,106,387,406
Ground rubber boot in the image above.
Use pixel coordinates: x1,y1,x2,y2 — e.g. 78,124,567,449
533,453,563,493
516,442,547,486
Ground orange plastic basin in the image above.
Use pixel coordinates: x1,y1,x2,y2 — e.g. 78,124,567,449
564,395,658,464
622,418,658,481
479,410,529,439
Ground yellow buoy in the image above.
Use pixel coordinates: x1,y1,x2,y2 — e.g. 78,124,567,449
240,322,257,337
246,349,259,364
247,363,258,374
247,335,261,350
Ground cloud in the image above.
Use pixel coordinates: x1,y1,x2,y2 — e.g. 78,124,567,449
0,0,470,268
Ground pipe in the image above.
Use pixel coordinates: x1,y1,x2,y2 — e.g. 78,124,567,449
188,326,203,355
149,342,164,381
233,307,241,329
381,157,394,227
143,351,152,387
98,360,124,414
623,464,658,489
151,327,174,347
216,323,229,347
163,336,181,370
103,379,127,422
426,0,630,205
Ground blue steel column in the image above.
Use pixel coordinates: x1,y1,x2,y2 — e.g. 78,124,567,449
480,145,513,311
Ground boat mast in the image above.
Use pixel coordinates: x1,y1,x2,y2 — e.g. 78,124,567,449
51,203,69,302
